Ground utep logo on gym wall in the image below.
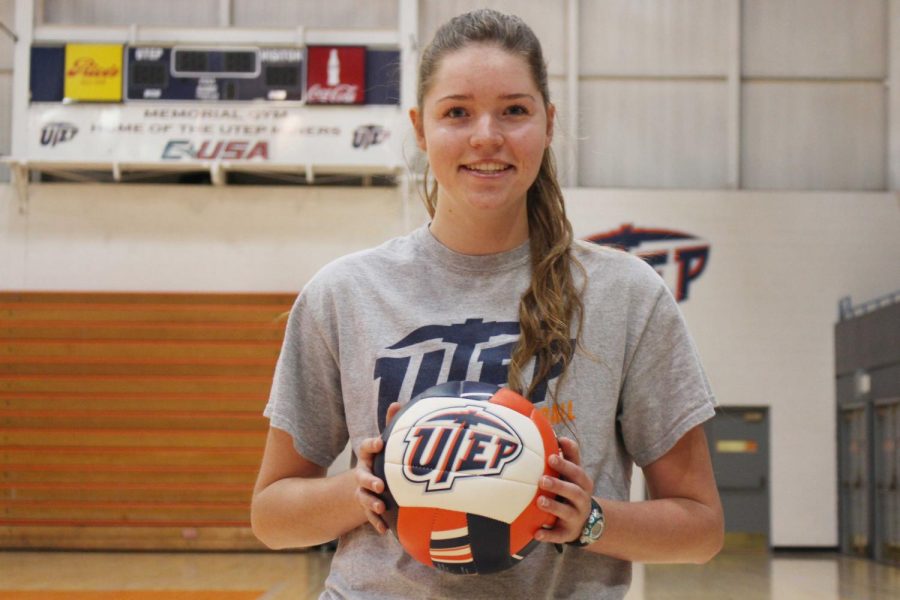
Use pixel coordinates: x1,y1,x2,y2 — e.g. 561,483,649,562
402,405,522,492
586,224,710,302
353,125,389,150
40,122,78,147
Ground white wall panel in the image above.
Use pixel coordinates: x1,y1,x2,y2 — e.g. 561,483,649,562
743,82,886,190
578,80,729,188
890,0,899,190
580,0,730,76
0,73,10,181
42,0,219,27
0,0,12,181
419,0,566,77
0,0,15,176
0,0,12,69
743,0,887,78
0,184,417,292
0,74,10,150
233,0,397,29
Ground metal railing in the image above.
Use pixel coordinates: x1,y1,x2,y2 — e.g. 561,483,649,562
838,289,900,321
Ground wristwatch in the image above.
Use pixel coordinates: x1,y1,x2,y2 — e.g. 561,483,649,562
569,497,605,547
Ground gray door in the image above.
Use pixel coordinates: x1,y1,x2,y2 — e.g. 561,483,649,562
839,404,870,557
705,407,770,548
874,398,900,565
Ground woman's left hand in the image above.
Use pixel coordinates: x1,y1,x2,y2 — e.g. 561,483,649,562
533,436,594,545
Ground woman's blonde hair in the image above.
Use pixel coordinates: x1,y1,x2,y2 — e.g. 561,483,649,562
417,9,584,415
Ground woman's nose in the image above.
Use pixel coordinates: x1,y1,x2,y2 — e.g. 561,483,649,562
470,114,503,148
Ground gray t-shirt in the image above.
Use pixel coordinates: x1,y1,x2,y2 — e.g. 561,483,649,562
265,224,715,599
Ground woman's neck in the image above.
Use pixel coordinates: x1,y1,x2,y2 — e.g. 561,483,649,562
429,203,529,256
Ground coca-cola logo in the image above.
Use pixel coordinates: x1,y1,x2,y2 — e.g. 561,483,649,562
307,83,360,104
306,46,366,104
67,57,120,78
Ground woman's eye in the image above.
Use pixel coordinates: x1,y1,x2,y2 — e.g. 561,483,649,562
506,105,529,116
445,107,468,118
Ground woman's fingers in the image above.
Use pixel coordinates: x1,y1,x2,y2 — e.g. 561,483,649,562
357,436,384,480
552,439,593,490
558,436,582,466
355,435,389,534
535,437,594,544
353,403,403,535
356,485,388,534
535,474,590,543
385,401,402,426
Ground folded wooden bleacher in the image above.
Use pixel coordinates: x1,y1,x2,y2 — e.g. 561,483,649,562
0,291,295,550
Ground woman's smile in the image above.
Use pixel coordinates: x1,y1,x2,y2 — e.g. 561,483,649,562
460,160,515,177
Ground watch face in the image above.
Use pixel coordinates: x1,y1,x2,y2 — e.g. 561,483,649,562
589,520,603,538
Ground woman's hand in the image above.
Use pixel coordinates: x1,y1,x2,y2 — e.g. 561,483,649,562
534,437,594,545
354,401,401,535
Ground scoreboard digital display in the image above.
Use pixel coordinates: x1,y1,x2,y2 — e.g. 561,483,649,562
126,46,304,101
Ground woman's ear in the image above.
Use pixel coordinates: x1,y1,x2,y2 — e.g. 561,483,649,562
409,107,426,151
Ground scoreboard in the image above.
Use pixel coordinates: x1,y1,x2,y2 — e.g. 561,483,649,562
30,44,400,105
25,42,403,175
127,47,305,101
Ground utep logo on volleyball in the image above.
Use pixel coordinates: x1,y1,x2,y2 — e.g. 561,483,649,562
402,404,523,492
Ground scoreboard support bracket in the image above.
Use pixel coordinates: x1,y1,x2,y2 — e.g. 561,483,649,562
11,161,29,215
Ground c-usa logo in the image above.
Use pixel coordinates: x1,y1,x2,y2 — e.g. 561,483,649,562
402,404,522,492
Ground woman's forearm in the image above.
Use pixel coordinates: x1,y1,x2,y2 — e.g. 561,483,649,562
586,496,724,564
251,469,369,549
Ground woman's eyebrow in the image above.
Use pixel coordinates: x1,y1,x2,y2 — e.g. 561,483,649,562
435,93,536,102
499,93,536,101
435,94,472,103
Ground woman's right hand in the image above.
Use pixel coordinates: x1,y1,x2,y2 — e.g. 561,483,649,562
355,402,401,534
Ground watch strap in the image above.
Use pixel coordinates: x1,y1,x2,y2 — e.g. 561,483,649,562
567,497,604,547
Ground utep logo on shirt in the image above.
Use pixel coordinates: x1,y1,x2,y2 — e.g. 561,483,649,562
586,224,710,302
373,318,564,430
402,404,522,492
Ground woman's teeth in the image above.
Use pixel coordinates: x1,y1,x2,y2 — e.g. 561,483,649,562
465,163,510,173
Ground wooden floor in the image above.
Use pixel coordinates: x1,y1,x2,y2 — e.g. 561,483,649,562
0,547,898,599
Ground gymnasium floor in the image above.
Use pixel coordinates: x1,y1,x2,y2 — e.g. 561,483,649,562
0,547,898,599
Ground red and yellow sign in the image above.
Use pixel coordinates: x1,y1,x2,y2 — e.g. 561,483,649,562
716,440,759,454
64,43,123,102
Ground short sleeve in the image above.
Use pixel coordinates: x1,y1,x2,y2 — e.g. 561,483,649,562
618,285,716,467
263,288,349,468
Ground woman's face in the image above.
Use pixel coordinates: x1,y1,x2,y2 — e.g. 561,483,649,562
411,44,554,226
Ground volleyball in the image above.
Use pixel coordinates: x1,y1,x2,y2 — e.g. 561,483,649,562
372,381,559,575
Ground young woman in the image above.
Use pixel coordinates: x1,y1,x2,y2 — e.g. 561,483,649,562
252,9,723,599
